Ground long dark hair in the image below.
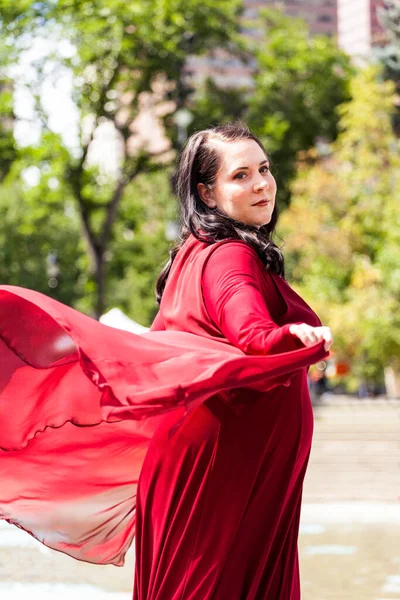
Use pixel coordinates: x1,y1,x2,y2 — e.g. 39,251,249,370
156,122,284,304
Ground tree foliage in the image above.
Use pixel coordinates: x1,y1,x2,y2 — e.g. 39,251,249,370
0,1,354,326
0,37,17,181
377,0,400,83
179,8,352,208
0,133,84,306
246,9,352,207
0,0,242,317
280,67,400,383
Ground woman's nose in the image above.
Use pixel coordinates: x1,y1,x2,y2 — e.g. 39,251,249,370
253,177,268,192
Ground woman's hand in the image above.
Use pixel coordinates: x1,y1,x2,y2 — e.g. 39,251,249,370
289,323,333,352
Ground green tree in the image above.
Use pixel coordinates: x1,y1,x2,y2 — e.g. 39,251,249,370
187,77,248,134
0,37,17,181
0,134,84,306
105,170,178,326
246,9,352,207
171,8,352,209
0,0,242,317
376,0,400,135
279,67,400,385
377,0,400,85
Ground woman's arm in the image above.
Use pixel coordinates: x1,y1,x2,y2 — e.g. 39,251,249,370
202,241,301,356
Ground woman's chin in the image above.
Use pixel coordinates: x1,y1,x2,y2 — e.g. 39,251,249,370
253,218,272,229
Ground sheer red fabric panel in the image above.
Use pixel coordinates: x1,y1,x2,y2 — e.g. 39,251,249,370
0,285,327,565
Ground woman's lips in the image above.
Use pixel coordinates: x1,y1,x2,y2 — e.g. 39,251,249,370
253,199,270,206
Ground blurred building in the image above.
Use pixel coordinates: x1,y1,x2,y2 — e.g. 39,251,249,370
185,0,339,90
250,0,338,37
337,0,385,60
186,1,389,90
186,52,254,90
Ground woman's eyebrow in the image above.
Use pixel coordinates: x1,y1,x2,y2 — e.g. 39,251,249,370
232,159,269,172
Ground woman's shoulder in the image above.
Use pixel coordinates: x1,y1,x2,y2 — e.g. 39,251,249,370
181,234,271,284
187,233,259,258
198,237,266,280
204,237,262,263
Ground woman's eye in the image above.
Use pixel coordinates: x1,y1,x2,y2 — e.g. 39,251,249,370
234,166,270,180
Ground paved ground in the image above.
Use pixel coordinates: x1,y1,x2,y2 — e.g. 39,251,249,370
304,397,400,503
1,397,399,599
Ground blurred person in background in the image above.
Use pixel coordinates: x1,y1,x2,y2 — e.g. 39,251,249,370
0,122,332,600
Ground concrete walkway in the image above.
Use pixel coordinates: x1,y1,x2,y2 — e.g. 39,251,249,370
1,397,399,600
304,396,400,504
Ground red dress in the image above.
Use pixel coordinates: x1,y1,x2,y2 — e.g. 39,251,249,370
134,236,322,599
0,235,327,599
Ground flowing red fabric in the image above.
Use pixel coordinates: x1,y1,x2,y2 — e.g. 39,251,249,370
0,236,327,598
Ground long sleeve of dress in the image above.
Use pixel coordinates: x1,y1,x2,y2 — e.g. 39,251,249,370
151,310,166,331
202,242,302,356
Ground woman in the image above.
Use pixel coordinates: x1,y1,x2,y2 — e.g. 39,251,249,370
132,123,332,599
0,123,331,600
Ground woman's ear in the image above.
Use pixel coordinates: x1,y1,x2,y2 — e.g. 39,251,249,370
197,183,217,208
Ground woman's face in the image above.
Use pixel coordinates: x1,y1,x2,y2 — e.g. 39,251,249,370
197,138,277,228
